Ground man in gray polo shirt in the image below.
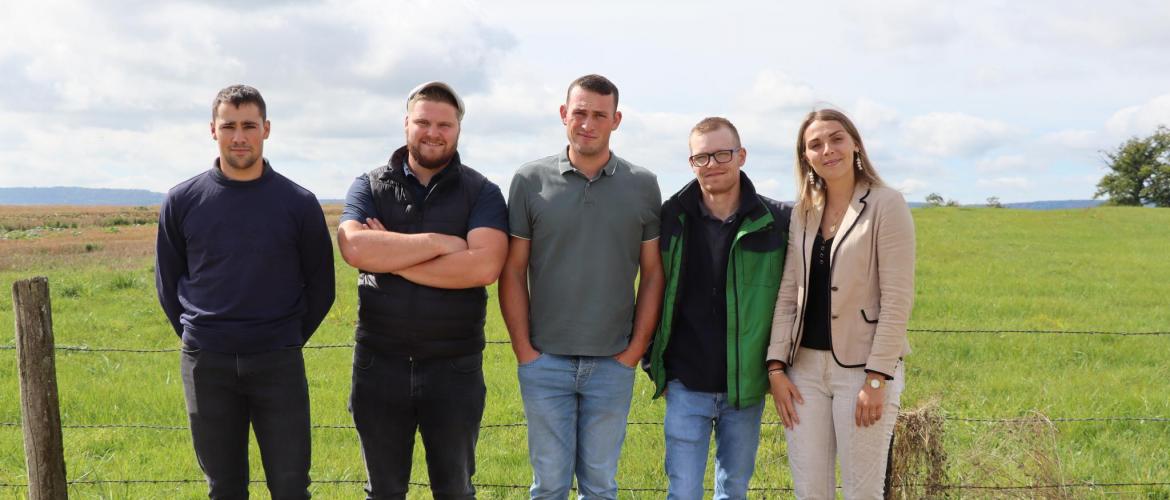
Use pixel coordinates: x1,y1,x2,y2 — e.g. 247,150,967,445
500,74,664,499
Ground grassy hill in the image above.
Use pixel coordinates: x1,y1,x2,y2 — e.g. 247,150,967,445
0,206,1167,498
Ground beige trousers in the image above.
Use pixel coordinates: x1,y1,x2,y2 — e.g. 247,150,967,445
784,347,904,500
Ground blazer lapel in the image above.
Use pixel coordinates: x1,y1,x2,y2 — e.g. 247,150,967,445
830,183,870,258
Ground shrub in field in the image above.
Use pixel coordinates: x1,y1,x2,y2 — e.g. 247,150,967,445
45,220,78,229
60,284,85,298
957,412,1070,499
110,274,140,290
2,229,40,240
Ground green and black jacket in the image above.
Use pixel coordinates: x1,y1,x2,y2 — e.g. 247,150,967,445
646,173,791,408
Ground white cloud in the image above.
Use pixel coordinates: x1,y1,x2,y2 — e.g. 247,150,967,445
893,178,928,195
0,121,207,192
848,0,960,49
976,177,1032,189
738,71,817,115
1040,130,1102,150
1011,2,1170,50
0,0,518,197
2,0,1166,207
1105,93,1170,139
976,154,1037,173
752,177,788,200
463,65,561,137
852,98,900,133
902,112,1017,158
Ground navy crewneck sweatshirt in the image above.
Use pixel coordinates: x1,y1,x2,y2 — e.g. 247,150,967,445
155,159,335,353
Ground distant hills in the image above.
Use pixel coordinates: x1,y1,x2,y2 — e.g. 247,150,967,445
0,187,165,206
998,200,1105,210
907,200,1105,209
0,187,344,206
1,186,1107,210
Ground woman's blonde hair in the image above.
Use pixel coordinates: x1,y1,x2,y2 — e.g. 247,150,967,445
794,109,885,212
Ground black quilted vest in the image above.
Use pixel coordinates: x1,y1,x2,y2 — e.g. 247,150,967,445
355,147,488,358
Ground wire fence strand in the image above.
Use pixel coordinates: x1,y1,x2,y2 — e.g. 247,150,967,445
907,328,1170,336
0,326,1167,353
2,479,1168,492
3,414,1168,433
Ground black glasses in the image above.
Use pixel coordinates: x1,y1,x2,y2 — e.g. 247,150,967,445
689,148,740,168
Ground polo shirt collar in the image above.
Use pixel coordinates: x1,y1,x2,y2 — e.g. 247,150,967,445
697,197,737,224
557,146,619,178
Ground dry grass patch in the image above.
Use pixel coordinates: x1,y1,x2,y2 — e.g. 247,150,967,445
0,205,157,232
0,204,342,271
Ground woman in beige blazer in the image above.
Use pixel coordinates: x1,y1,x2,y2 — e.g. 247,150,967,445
766,109,915,500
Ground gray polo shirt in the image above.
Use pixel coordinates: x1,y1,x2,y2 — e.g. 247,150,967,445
508,148,661,356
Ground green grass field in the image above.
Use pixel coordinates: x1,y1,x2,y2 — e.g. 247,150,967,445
1,206,1168,498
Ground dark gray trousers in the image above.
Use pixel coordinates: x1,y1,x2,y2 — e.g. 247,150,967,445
181,346,311,500
349,344,486,500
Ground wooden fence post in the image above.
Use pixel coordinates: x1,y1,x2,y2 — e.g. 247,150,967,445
13,277,68,500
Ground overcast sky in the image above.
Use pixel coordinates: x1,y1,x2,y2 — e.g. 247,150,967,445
3,0,1169,204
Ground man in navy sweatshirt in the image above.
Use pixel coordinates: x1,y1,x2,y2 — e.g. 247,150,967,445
155,84,335,500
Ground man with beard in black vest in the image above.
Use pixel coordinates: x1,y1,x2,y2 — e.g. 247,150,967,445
337,81,508,499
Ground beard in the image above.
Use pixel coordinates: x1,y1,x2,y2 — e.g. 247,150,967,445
222,150,261,171
408,141,458,170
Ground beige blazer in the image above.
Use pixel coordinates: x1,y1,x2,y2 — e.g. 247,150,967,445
766,183,915,377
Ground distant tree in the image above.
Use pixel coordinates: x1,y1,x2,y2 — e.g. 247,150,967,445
986,196,1003,208
925,192,945,207
945,198,961,207
1094,125,1170,206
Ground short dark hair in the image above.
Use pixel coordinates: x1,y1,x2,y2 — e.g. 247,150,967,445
690,117,741,148
566,74,619,109
212,84,267,121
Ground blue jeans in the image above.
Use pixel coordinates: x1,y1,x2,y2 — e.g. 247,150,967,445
349,343,486,500
664,380,764,500
180,346,311,500
517,354,635,499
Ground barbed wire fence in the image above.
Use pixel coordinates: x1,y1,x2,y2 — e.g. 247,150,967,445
3,327,1169,496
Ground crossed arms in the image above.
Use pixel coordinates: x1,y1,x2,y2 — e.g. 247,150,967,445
337,218,507,289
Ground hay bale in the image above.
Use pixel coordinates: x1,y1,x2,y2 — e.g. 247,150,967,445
889,400,948,499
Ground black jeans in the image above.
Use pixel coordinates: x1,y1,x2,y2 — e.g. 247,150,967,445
349,343,486,500
180,346,311,500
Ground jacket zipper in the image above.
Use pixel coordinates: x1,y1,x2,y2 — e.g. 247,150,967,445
728,207,771,408
731,245,741,408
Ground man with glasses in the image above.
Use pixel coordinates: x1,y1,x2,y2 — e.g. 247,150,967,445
645,117,790,499
500,74,664,499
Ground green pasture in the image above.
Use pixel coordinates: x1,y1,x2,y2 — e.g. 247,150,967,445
1,206,1169,498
